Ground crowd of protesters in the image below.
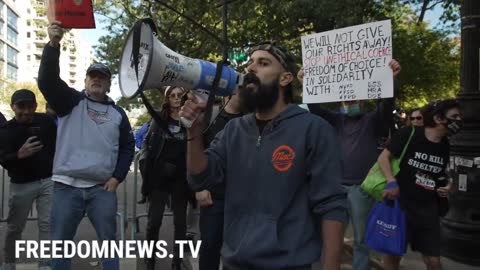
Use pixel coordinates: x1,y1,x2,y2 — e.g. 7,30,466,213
0,20,463,270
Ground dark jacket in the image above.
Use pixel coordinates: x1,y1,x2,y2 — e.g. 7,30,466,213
189,105,347,269
0,113,56,183
308,97,395,185
0,112,6,126
140,119,167,194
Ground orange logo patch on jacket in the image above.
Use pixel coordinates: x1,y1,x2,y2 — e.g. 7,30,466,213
272,145,296,172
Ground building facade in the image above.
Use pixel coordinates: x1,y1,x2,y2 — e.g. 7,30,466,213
1,0,95,90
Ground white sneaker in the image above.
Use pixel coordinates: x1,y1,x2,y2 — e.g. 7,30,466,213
39,266,51,270
0,263,15,270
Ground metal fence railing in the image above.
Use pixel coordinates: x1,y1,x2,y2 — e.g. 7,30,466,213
0,150,193,242
0,166,127,241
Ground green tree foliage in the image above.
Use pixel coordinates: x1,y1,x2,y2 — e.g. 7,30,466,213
1,81,48,113
93,0,460,113
400,0,460,27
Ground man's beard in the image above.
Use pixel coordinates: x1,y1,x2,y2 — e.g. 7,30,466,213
238,73,280,113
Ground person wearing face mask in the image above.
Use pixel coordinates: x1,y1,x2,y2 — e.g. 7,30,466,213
378,99,461,270
299,60,401,270
37,22,135,270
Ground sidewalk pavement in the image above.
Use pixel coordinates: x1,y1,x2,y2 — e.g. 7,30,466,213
2,172,480,270
343,236,480,270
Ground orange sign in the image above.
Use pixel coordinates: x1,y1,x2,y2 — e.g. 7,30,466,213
47,0,95,28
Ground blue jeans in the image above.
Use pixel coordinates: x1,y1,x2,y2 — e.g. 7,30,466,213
51,182,118,270
199,198,224,270
343,185,375,270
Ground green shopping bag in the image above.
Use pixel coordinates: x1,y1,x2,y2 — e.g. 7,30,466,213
361,127,415,201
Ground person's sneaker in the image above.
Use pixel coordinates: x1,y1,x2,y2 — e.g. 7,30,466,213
0,263,15,270
39,266,51,270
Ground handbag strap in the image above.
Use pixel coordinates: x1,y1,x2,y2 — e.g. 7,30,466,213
399,127,415,162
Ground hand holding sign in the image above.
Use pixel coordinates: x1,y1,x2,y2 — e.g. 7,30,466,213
301,20,394,104
389,59,401,77
46,0,95,29
48,21,64,47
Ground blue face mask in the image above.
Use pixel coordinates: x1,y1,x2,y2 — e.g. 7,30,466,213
343,103,362,116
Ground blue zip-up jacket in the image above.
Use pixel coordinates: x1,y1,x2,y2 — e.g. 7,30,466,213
37,43,135,185
189,104,347,269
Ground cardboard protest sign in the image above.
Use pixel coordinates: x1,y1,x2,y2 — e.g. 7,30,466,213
47,0,95,28
301,20,393,103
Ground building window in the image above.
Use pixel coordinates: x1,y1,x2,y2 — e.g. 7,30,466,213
7,28,17,45
27,55,31,61
7,46,17,65
7,8,17,30
27,32,31,38
0,41,4,59
7,64,17,80
27,9,31,14
0,22,3,37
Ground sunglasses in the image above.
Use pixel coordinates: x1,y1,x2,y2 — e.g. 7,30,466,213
410,116,423,121
169,93,183,99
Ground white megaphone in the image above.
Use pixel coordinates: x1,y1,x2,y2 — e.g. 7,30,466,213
118,19,244,127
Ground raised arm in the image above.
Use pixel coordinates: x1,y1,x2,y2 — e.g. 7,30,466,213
373,59,402,136
37,22,82,117
181,94,227,191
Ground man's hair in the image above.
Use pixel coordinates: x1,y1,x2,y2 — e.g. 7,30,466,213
249,41,297,103
408,108,422,116
249,41,298,75
421,99,459,127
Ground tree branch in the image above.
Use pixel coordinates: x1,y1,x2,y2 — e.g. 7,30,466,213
153,0,224,45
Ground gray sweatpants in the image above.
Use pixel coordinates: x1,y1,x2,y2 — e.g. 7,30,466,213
4,178,53,267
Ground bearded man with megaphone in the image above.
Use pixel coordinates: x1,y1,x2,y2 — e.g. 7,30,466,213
180,41,348,270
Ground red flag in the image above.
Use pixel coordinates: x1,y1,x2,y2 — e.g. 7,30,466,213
47,0,96,28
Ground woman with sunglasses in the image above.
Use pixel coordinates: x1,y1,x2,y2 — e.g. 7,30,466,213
407,108,424,127
141,86,192,270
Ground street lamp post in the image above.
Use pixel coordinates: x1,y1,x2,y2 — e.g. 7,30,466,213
441,0,480,265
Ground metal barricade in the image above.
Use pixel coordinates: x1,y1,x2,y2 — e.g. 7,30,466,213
0,166,127,241
130,151,194,240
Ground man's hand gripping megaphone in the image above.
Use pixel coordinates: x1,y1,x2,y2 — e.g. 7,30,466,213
179,92,208,137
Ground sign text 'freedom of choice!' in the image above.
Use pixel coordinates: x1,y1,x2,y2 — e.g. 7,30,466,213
301,20,393,103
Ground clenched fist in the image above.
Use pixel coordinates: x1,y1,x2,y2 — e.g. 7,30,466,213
179,93,207,133
48,21,64,47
